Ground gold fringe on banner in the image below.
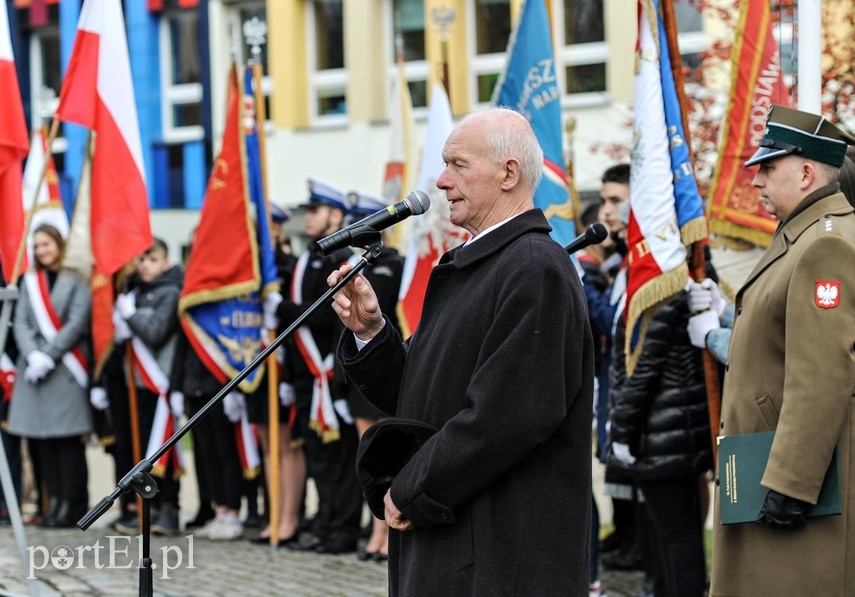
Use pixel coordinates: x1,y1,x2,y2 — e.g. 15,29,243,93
624,263,689,375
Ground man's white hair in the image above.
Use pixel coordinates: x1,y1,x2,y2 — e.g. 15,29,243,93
462,107,544,192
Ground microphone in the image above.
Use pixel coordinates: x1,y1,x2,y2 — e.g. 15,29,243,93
564,223,609,256
317,190,431,255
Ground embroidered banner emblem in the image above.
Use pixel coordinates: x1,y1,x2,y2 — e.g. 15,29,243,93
815,281,840,309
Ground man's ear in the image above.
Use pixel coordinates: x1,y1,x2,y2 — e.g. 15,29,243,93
501,158,522,191
799,160,817,191
330,208,345,230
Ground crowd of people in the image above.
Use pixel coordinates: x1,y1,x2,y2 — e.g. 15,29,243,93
0,104,853,597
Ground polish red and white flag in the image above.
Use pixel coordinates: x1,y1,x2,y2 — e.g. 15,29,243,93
0,5,30,283
56,0,152,275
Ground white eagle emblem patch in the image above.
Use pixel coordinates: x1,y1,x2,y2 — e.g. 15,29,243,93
815,281,841,309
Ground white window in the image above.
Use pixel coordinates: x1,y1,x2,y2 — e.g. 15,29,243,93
159,9,204,143
389,0,428,109
558,0,607,108
307,0,347,125
467,0,512,107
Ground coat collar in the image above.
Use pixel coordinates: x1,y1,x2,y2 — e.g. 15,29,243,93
738,190,852,297
439,209,553,269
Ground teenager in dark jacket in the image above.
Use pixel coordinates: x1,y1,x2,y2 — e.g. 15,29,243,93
606,288,713,597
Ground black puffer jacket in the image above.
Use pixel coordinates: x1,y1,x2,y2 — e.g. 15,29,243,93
606,290,713,480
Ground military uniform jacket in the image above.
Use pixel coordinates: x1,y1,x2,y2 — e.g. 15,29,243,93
711,187,855,596
342,209,595,596
8,270,93,438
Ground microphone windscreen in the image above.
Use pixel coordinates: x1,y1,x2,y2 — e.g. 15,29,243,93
405,190,431,215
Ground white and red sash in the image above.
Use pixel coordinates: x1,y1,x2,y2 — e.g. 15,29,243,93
291,251,359,443
129,333,184,478
24,270,88,388
235,413,261,479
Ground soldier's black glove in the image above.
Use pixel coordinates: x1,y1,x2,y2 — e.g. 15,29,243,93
757,489,811,530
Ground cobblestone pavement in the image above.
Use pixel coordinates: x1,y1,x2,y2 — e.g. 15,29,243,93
0,446,650,596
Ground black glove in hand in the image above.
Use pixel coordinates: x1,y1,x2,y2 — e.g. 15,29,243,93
757,489,811,530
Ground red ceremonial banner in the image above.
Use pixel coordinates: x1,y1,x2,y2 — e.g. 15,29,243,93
707,0,788,248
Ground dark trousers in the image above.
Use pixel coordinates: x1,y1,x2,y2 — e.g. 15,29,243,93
638,477,706,597
297,391,362,542
0,430,22,514
187,395,243,511
32,436,88,515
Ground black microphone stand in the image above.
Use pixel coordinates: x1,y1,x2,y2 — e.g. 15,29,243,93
78,240,384,597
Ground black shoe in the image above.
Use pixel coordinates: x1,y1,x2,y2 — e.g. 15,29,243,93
287,535,324,552
598,531,622,554
357,550,376,561
113,513,140,536
315,537,357,555
602,549,644,571
185,507,216,530
249,531,299,546
151,504,180,536
372,552,389,562
243,512,265,530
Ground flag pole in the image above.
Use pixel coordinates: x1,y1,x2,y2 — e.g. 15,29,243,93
9,117,62,285
245,16,281,546
125,342,144,527
660,0,721,462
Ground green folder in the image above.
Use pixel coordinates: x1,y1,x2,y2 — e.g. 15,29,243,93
718,431,842,525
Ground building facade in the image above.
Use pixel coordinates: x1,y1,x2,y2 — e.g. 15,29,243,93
6,0,728,251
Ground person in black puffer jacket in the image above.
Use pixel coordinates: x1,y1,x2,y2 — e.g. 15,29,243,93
606,288,713,597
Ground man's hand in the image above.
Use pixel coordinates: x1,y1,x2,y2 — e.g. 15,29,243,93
223,391,246,423
384,488,413,532
115,293,137,320
611,442,637,465
688,311,721,349
113,309,133,342
328,265,385,342
757,489,810,530
90,387,110,411
263,291,283,331
687,278,726,316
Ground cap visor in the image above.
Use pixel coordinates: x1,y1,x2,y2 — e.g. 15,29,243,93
744,146,792,167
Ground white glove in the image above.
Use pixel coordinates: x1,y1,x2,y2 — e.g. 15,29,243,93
263,291,283,331
686,278,726,316
688,310,721,349
113,309,133,342
24,350,55,383
115,293,137,320
612,442,637,465
169,391,185,418
333,398,353,425
223,391,246,423
90,387,110,411
279,382,295,407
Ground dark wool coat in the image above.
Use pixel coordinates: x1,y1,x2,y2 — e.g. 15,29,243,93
341,210,595,596
606,291,713,481
711,188,855,596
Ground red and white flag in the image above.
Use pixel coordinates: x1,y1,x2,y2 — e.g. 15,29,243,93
397,84,466,336
0,5,30,283
23,127,69,264
55,0,151,275
381,55,416,250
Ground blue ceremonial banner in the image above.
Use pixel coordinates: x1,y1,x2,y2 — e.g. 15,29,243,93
178,64,278,392
492,0,575,246
243,66,279,291
653,0,706,245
